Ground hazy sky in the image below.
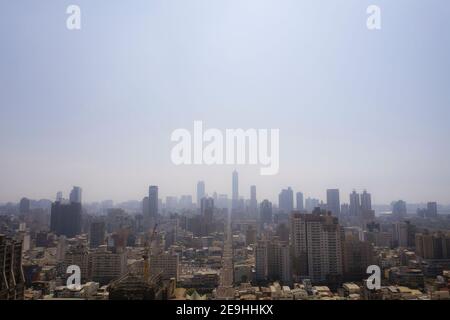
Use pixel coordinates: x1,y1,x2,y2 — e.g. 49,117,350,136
1,0,449,204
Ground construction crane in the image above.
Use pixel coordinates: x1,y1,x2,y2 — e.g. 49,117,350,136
143,223,158,281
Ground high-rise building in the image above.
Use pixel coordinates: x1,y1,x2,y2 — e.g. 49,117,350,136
201,197,214,222
89,221,106,248
197,181,205,208
326,189,340,217
255,240,268,282
279,187,294,214
296,192,304,211
305,197,320,212
179,195,193,209
392,222,409,247
361,190,372,212
249,185,258,216
232,170,239,210
349,191,361,217
415,232,450,259
69,186,82,204
342,234,374,281
341,203,350,218
50,200,82,238
0,235,25,300
290,209,343,283
165,196,178,211
216,194,229,210
201,197,214,236
260,200,273,226
392,200,407,220
255,239,291,284
142,196,149,219
19,197,30,214
427,202,438,218
145,186,158,228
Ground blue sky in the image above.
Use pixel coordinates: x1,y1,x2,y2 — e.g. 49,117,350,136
0,0,449,204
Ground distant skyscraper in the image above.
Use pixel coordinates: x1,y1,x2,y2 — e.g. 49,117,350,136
361,190,372,212
349,191,361,217
165,196,178,211
341,203,350,218
142,196,149,217
50,200,82,238
260,200,273,226
426,202,438,218
179,195,193,209
279,187,294,214
296,192,304,211
90,221,106,248
56,191,63,202
19,197,30,214
326,189,340,217
232,171,239,210
147,186,158,228
201,197,214,222
305,197,320,212
392,200,407,220
69,186,82,203
249,185,258,216
201,197,214,236
197,181,205,208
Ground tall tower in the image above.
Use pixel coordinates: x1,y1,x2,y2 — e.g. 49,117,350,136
196,181,205,208
427,202,438,218
147,186,158,228
361,190,372,211
326,189,340,217
232,170,239,210
260,200,273,226
249,185,257,216
349,191,361,217
69,186,82,204
201,197,214,223
279,187,294,214
296,192,304,211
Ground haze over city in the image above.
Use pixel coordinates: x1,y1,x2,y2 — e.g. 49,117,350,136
3,0,450,309
1,0,450,204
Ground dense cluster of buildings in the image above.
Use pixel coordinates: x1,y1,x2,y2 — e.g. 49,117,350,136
1,174,450,300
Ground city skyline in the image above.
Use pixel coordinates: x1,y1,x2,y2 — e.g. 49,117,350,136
3,172,448,211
